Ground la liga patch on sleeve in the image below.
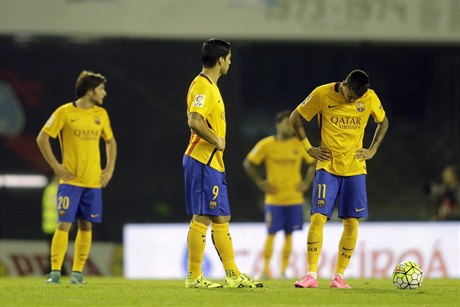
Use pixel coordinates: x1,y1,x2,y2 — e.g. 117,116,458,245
193,94,205,107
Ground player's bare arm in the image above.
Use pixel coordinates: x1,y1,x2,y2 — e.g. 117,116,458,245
289,109,332,162
356,116,389,161
101,137,117,188
188,112,225,151
36,130,76,180
242,158,277,193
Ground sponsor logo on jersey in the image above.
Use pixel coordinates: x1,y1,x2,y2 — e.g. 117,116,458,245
330,116,361,130
74,129,100,140
193,94,205,107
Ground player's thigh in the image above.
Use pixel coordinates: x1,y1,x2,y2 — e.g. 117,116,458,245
202,167,231,216
183,155,201,215
183,156,230,216
265,205,284,233
57,184,83,223
338,174,368,218
283,204,304,232
311,170,340,219
79,188,102,223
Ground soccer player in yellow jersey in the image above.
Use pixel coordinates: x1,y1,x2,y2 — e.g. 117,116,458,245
183,39,262,288
290,70,389,289
36,71,117,284
243,110,315,279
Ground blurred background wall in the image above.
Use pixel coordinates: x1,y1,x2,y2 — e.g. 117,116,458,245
1,0,459,242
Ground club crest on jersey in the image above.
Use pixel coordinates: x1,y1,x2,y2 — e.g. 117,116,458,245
317,199,325,207
194,94,205,107
356,102,365,112
209,201,217,209
94,116,101,125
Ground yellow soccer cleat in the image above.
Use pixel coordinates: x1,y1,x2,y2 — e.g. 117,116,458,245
185,275,223,289
226,273,263,288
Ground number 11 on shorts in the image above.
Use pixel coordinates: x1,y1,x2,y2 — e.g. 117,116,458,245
317,184,326,199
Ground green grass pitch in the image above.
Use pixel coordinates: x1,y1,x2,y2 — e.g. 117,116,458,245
1,277,459,306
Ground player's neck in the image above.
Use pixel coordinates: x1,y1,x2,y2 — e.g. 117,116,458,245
201,68,221,84
75,98,93,110
338,82,344,96
276,133,293,141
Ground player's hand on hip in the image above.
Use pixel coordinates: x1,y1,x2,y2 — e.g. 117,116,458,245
308,147,332,161
54,164,76,181
256,180,277,194
215,137,226,151
296,181,309,192
355,148,376,161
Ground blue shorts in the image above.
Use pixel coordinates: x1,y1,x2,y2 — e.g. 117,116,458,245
311,169,367,219
57,184,102,223
265,204,304,234
183,155,231,216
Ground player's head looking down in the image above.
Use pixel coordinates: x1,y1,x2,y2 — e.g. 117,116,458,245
342,69,370,102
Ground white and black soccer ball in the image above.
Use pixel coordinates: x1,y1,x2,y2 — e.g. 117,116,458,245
392,261,423,290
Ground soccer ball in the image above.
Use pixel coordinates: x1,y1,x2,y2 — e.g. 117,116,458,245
392,261,423,290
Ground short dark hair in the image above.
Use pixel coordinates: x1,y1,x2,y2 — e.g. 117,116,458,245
202,39,231,68
75,70,106,98
275,110,291,124
345,69,370,98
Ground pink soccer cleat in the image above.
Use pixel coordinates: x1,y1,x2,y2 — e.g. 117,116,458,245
294,273,318,288
329,274,352,289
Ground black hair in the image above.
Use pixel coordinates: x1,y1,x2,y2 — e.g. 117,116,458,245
202,39,231,68
275,110,291,124
345,69,370,98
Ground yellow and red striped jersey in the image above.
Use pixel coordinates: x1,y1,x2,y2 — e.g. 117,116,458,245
185,74,226,172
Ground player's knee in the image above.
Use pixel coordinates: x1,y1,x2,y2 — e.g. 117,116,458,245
311,213,327,225
211,215,231,224
57,222,72,232
77,219,93,231
343,218,359,233
192,215,212,225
